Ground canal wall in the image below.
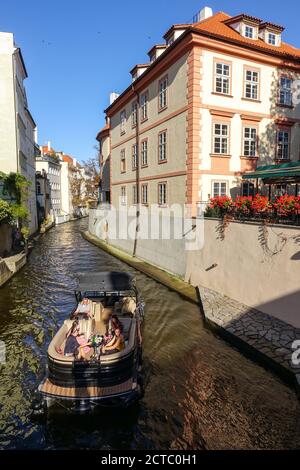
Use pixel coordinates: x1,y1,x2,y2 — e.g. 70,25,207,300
0,252,27,287
88,210,300,329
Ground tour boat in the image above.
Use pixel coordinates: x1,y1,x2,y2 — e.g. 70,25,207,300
33,271,144,414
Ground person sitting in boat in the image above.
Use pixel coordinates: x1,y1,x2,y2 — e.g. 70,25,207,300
60,320,93,360
73,298,92,319
101,328,125,355
111,314,123,333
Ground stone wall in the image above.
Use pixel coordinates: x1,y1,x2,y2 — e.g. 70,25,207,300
88,211,300,328
186,218,300,329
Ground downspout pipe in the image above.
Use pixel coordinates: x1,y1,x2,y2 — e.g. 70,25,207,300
132,85,140,258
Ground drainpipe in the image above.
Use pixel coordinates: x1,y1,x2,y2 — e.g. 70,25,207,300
132,85,140,258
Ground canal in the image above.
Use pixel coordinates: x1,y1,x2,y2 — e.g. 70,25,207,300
0,219,300,450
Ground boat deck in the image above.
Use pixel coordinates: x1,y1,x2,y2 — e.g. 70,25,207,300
39,378,134,400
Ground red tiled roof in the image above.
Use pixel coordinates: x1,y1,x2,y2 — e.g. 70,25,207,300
62,155,74,164
192,12,300,59
96,123,110,141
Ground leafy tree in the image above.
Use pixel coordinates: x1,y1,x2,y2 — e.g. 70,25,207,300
0,200,14,225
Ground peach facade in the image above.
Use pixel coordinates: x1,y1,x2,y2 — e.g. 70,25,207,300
97,10,300,209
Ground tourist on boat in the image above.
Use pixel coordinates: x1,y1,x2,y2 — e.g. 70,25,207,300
62,320,81,356
73,298,92,319
101,328,125,355
111,314,123,333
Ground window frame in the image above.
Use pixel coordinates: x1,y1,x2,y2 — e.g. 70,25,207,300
141,138,148,167
141,183,149,205
120,148,126,173
212,121,230,155
141,91,149,122
243,67,260,101
242,125,258,157
268,32,277,45
158,181,167,207
244,25,255,39
120,186,127,205
158,130,167,163
132,143,138,170
278,76,293,107
158,75,168,111
212,180,228,198
131,101,138,128
213,59,232,96
276,128,290,160
120,110,126,135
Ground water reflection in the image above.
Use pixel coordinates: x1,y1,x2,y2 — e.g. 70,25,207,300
0,219,299,449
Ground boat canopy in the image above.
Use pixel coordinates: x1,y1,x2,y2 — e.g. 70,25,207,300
76,271,135,294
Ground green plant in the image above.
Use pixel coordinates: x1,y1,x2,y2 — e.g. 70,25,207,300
0,172,30,225
21,226,30,240
0,200,14,224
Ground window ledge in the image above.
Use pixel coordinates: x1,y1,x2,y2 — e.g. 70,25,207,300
141,164,149,169
212,92,233,98
210,154,232,158
241,97,262,103
158,106,168,114
141,117,148,124
158,159,167,164
276,103,294,109
275,159,291,163
240,155,259,159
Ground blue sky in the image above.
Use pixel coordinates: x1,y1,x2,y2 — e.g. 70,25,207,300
1,0,300,162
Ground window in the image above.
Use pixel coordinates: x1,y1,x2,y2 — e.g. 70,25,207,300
141,139,148,166
132,185,137,204
120,149,126,173
244,69,259,100
158,131,167,162
141,184,148,204
279,77,293,106
214,62,231,95
132,102,137,127
268,33,276,45
120,110,126,134
36,181,41,195
245,25,254,39
243,127,257,157
276,130,290,160
158,76,168,110
213,181,227,198
167,36,174,46
213,123,229,154
158,182,167,206
242,182,255,197
132,144,137,169
275,184,287,196
121,186,126,205
141,92,148,121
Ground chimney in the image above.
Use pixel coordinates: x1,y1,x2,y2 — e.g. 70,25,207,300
193,6,213,23
200,6,213,21
110,92,120,105
47,141,51,151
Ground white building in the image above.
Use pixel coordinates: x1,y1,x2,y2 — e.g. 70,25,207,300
36,143,62,221
0,32,38,234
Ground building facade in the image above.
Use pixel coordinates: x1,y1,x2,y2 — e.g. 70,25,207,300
97,8,300,214
0,32,38,234
36,169,51,226
36,144,62,220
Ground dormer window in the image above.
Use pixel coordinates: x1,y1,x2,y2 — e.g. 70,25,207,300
245,25,255,39
167,35,174,46
268,33,277,45
259,22,284,46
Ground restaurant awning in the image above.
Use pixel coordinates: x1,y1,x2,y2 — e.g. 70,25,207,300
243,161,300,182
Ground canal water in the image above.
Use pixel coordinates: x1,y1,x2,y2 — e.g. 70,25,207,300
0,219,300,450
